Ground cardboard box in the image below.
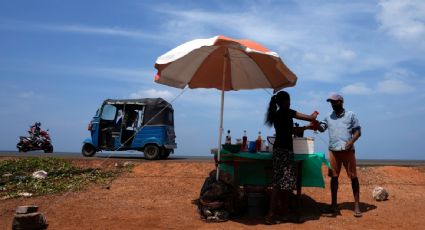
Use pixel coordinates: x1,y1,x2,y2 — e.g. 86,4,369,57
293,137,315,154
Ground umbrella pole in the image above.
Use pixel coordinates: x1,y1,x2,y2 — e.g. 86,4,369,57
216,48,229,181
216,88,224,181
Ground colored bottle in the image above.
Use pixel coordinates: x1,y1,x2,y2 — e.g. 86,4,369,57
242,130,248,151
225,130,231,144
256,131,262,152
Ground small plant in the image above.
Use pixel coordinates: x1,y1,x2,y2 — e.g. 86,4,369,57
0,157,130,199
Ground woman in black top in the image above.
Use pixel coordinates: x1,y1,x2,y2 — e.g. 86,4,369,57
264,91,317,224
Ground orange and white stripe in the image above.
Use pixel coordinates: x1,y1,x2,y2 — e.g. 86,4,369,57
154,35,297,92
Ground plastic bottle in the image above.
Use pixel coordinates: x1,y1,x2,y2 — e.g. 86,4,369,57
242,130,248,151
256,131,262,152
225,130,231,144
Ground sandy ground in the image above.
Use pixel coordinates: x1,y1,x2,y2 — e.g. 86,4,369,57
1,158,425,230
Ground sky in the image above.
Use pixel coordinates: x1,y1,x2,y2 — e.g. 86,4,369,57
0,0,424,159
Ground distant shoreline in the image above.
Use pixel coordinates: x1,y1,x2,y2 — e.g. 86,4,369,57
1,150,424,166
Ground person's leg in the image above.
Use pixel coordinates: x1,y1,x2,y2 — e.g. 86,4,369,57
328,151,342,212
330,177,339,211
279,190,290,215
351,177,361,217
266,148,282,224
343,149,362,217
266,188,279,224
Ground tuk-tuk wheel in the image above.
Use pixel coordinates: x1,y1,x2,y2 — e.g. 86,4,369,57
82,143,96,157
144,145,160,160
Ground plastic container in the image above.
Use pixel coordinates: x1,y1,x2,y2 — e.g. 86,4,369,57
248,141,257,153
293,137,315,154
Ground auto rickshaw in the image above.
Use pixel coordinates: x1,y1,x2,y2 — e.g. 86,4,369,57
81,98,177,160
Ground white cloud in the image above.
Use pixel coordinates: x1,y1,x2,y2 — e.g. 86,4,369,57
376,79,415,94
17,91,35,98
341,83,373,95
0,21,170,43
340,49,357,60
378,0,425,43
80,67,155,83
130,89,174,100
152,2,403,83
41,24,164,41
6,61,155,84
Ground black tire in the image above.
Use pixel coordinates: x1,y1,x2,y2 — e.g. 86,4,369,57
144,145,160,160
160,148,171,159
81,143,96,157
18,147,26,153
44,145,53,153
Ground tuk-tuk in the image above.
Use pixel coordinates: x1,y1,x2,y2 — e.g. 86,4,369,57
81,98,177,160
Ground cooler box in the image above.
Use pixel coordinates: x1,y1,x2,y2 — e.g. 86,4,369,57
293,137,315,154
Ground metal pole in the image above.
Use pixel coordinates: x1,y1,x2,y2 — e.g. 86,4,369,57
216,48,229,181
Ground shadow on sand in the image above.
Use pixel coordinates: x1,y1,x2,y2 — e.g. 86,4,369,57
213,194,377,226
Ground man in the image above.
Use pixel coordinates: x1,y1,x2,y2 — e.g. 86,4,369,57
29,122,42,147
318,93,362,217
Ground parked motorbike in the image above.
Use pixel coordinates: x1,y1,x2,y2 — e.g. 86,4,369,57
17,129,53,153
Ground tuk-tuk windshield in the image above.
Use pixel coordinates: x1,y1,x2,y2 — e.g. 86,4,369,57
101,104,117,121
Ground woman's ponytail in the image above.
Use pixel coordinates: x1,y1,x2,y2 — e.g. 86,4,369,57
265,95,277,127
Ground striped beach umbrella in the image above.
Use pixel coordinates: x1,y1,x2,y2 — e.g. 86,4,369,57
154,35,297,179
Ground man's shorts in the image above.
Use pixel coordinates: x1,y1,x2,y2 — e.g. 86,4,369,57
328,149,357,178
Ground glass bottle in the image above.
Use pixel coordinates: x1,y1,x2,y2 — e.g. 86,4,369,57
256,131,262,152
242,130,248,151
225,130,231,144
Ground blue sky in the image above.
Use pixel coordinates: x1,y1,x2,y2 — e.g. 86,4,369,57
1,0,424,159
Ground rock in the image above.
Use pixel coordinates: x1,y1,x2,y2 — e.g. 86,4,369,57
373,186,389,201
32,170,48,179
18,192,33,198
16,205,39,214
2,173,12,178
12,212,48,230
123,161,134,167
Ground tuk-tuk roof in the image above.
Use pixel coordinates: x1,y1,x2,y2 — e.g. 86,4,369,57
103,98,172,108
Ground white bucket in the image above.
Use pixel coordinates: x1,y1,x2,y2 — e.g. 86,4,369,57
293,137,315,154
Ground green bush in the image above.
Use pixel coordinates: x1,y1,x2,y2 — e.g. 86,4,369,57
0,157,127,199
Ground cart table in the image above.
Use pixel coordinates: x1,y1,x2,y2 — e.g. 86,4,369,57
216,151,331,192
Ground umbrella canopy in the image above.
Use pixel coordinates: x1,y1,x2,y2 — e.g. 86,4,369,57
154,35,297,179
154,35,297,92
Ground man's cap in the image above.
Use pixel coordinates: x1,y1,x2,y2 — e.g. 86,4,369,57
326,93,344,102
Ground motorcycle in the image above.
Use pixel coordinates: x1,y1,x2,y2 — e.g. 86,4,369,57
17,129,53,153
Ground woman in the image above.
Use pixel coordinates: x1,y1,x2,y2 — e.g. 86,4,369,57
264,91,317,224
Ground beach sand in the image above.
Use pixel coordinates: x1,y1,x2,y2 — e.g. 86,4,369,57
1,159,425,229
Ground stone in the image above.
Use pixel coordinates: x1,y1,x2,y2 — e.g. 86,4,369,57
373,186,389,201
17,192,33,198
12,212,48,230
2,173,12,178
32,170,48,179
16,205,39,214
123,161,134,167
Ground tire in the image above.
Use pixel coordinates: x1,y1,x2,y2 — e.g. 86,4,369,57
44,145,53,153
18,147,27,152
160,148,171,160
81,143,96,157
144,145,160,160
